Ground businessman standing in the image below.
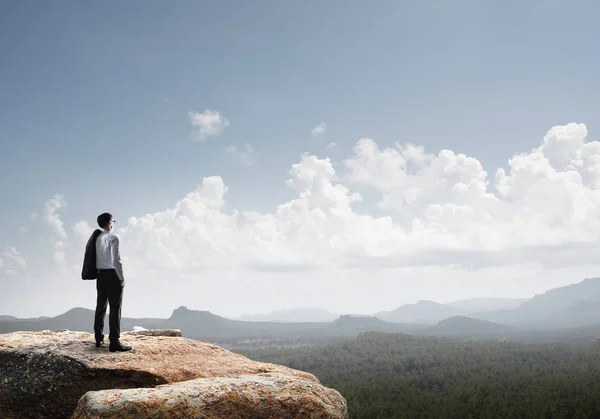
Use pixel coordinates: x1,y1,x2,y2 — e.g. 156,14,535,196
93,212,132,352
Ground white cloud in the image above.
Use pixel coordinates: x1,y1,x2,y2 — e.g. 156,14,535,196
342,123,600,257
73,220,94,242
226,143,258,166
114,121,600,274
43,194,68,265
188,109,230,141
3,122,600,318
311,122,327,137
326,142,337,149
0,247,27,276
108,122,600,274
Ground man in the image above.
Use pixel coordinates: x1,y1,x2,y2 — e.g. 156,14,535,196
93,212,132,352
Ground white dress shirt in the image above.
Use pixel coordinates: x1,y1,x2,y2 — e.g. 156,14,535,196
95,230,125,283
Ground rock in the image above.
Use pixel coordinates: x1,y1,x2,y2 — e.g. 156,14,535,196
128,328,182,337
0,330,347,419
71,372,347,419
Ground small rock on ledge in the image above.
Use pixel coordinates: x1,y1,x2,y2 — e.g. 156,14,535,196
126,328,182,337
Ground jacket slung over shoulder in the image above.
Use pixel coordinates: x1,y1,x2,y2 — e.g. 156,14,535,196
81,229,102,280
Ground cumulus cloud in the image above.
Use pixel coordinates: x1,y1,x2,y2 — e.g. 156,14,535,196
43,194,68,265
326,142,337,149
342,123,600,257
312,122,327,137
23,122,600,272
188,110,230,141
226,143,258,166
73,220,94,242
114,121,600,274
3,122,600,317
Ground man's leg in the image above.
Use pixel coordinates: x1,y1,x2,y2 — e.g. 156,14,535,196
93,276,109,343
107,271,123,344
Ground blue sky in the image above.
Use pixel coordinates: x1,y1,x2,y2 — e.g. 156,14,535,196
2,1,600,317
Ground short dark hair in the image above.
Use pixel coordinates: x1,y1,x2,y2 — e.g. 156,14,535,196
97,212,113,228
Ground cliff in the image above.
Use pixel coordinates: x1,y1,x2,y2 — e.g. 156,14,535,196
0,329,347,418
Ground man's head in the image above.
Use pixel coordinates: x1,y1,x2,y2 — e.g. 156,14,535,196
97,212,115,231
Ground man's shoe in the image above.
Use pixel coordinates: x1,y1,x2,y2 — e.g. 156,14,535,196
95,339,104,348
109,342,132,352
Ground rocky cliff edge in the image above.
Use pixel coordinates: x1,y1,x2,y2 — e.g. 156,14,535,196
0,330,347,419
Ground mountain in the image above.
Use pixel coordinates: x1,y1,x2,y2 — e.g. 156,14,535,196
0,307,167,335
537,299,600,328
0,315,50,323
334,315,424,333
376,300,467,324
164,307,424,341
419,316,521,339
0,305,423,346
168,305,233,326
416,316,600,343
234,308,339,323
0,315,18,322
1,302,600,345
0,306,245,340
2,278,600,345
370,278,600,331
446,298,528,313
473,277,600,328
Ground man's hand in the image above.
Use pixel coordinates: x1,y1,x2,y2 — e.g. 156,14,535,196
120,280,125,288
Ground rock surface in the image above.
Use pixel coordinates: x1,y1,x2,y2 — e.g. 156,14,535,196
128,328,182,337
72,372,347,419
0,330,347,419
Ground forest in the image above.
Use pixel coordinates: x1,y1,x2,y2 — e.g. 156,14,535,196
237,332,600,418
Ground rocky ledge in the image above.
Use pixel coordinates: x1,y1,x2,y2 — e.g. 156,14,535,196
0,330,347,419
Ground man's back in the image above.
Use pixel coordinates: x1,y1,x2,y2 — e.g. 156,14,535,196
95,230,125,282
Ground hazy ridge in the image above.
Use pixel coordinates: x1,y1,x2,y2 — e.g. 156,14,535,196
1,278,599,347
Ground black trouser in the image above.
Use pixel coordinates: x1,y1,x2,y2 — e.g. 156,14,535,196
93,269,123,344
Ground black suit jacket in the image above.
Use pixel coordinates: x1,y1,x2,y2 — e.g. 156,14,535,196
81,229,102,280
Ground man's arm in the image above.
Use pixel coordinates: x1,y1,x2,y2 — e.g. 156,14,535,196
111,236,125,285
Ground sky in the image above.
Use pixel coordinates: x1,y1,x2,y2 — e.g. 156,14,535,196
1,0,600,319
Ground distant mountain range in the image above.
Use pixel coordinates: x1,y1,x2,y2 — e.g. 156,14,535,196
1,278,599,346
229,298,527,324
376,300,468,324
0,315,50,323
375,278,600,329
417,316,522,339
0,315,17,322
446,297,528,312
234,308,339,323
374,297,528,324
471,277,600,328
0,306,421,345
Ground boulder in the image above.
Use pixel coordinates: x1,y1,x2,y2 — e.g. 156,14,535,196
0,330,347,419
72,372,347,418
